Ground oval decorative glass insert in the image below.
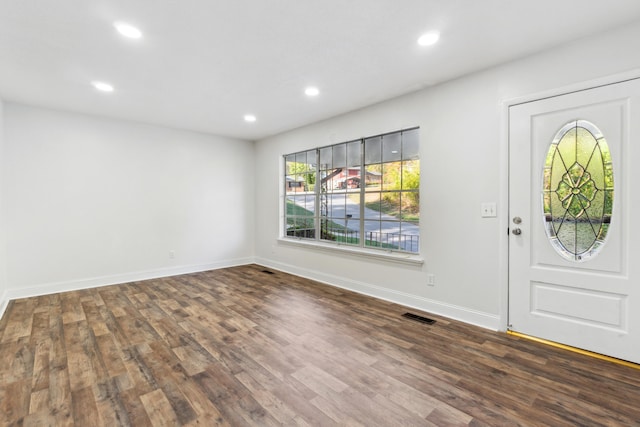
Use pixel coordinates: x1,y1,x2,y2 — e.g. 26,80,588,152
542,120,614,261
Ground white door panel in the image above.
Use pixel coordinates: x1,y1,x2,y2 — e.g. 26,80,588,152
509,79,639,364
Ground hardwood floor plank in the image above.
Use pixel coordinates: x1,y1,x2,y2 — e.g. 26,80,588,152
71,386,100,425
140,388,180,426
22,411,57,427
118,388,153,426
308,394,368,426
1,264,639,426
94,333,128,378
48,372,73,425
61,292,87,325
29,388,50,414
1,298,36,343
31,339,51,392
64,322,96,392
140,342,198,425
93,377,132,427
173,375,228,426
234,370,299,424
0,378,31,425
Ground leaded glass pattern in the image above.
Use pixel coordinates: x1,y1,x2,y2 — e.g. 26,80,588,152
542,120,614,261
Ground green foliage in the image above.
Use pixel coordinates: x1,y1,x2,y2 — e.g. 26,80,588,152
378,160,420,219
287,162,316,186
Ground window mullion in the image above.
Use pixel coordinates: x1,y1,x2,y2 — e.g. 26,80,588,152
315,148,320,242
359,139,365,248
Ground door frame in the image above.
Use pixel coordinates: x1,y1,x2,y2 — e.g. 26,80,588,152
499,69,640,331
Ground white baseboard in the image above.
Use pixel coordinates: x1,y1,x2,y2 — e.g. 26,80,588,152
1,256,501,332
255,257,501,331
1,257,254,310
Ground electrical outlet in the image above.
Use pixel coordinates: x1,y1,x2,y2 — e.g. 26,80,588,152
427,274,435,286
169,250,175,259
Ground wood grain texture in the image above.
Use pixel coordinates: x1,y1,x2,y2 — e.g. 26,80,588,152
0,264,638,426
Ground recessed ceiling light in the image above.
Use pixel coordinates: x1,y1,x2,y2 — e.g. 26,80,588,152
305,86,320,97
114,21,143,39
417,31,440,46
244,114,257,123
92,81,114,92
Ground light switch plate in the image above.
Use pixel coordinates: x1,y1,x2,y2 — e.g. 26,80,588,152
481,202,497,218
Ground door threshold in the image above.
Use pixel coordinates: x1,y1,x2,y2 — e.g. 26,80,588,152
506,330,640,370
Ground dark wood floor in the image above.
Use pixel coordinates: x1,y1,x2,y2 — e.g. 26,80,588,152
0,265,639,426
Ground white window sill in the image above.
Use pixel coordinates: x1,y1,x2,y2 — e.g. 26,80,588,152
277,237,424,266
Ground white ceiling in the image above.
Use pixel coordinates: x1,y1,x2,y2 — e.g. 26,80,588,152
2,1,640,141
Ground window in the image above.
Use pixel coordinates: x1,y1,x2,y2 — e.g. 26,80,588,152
284,128,419,253
542,120,613,261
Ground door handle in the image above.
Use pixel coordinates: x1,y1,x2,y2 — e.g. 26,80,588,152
512,228,522,236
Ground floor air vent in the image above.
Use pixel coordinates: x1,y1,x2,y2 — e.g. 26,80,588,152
261,270,275,275
402,312,436,325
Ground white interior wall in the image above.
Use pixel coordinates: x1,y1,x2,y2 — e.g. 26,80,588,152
0,99,6,316
254,22,640,329
1,104,255,308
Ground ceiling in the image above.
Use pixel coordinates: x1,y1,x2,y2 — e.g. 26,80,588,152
2,1,640,141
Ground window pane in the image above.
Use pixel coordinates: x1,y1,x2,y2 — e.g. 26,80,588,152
343,229,360,246
320,147,332,170
364,220,382,248
401,160,420,190
382,132,402,162
364,165,382,191
381,191,401,218
328,193,346,218
380,221,402,250
305,173,316,193
347,140,361,167
320,218,339,242
347,192,360,220
363,192,381,221
400,191,419,222
295,151,307,166
304,194,316,214
292,196,311,216
326,168,344,192
402,128,419,160
365,136,381,164
305,149,317,170
333,143,346,168
382,161,402,190
398,223,419,253
335,219,359,247
285,177,300,194
288,217,315,238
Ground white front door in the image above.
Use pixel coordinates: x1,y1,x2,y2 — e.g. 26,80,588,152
508,78,640,364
